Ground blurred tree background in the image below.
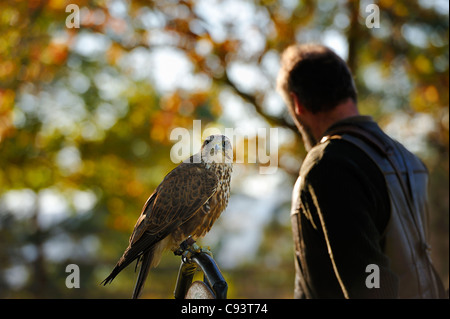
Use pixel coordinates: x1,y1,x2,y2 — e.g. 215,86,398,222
0,0,448,298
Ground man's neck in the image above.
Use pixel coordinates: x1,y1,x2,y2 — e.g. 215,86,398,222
310,99,360,141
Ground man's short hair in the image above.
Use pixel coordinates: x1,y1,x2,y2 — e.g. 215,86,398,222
277,43,357,114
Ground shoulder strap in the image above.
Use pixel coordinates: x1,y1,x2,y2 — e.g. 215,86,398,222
322,125,391,156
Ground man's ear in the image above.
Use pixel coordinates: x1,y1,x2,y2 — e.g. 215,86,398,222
290,92,305,116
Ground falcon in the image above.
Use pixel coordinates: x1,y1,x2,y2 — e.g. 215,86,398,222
102,134,233,298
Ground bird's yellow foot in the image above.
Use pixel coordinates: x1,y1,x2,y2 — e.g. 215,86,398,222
174,237,213,263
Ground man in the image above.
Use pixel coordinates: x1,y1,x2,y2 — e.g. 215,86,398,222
277,43,445,298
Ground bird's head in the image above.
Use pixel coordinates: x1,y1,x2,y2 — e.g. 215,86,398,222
201,135,233,164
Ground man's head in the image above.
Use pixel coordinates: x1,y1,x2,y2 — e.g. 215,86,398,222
277,43,358,150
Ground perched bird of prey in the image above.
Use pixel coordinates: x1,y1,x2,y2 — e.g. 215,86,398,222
102,134,233,298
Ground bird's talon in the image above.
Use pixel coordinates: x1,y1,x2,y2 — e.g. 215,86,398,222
201,246,213,257
175,237,214,261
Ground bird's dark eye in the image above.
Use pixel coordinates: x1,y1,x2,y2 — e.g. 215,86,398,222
204,138,212,145
222,140,226,148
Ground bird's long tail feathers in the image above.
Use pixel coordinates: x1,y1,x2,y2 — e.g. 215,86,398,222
101,245,143,286
132,248,154,299
101,234,159,287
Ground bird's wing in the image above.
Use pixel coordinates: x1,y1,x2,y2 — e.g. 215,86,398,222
129,162,218,246
102,162,218,286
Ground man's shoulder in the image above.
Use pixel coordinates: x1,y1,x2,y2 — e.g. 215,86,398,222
298,136,391,214
302,138,359,169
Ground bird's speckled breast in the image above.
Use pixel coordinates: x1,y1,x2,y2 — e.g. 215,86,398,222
173,162,232,244
196,162,233,237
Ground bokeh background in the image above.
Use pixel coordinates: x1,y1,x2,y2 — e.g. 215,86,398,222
0,0,448,298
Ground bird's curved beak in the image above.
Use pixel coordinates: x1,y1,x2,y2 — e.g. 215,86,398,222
214,143,220,154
